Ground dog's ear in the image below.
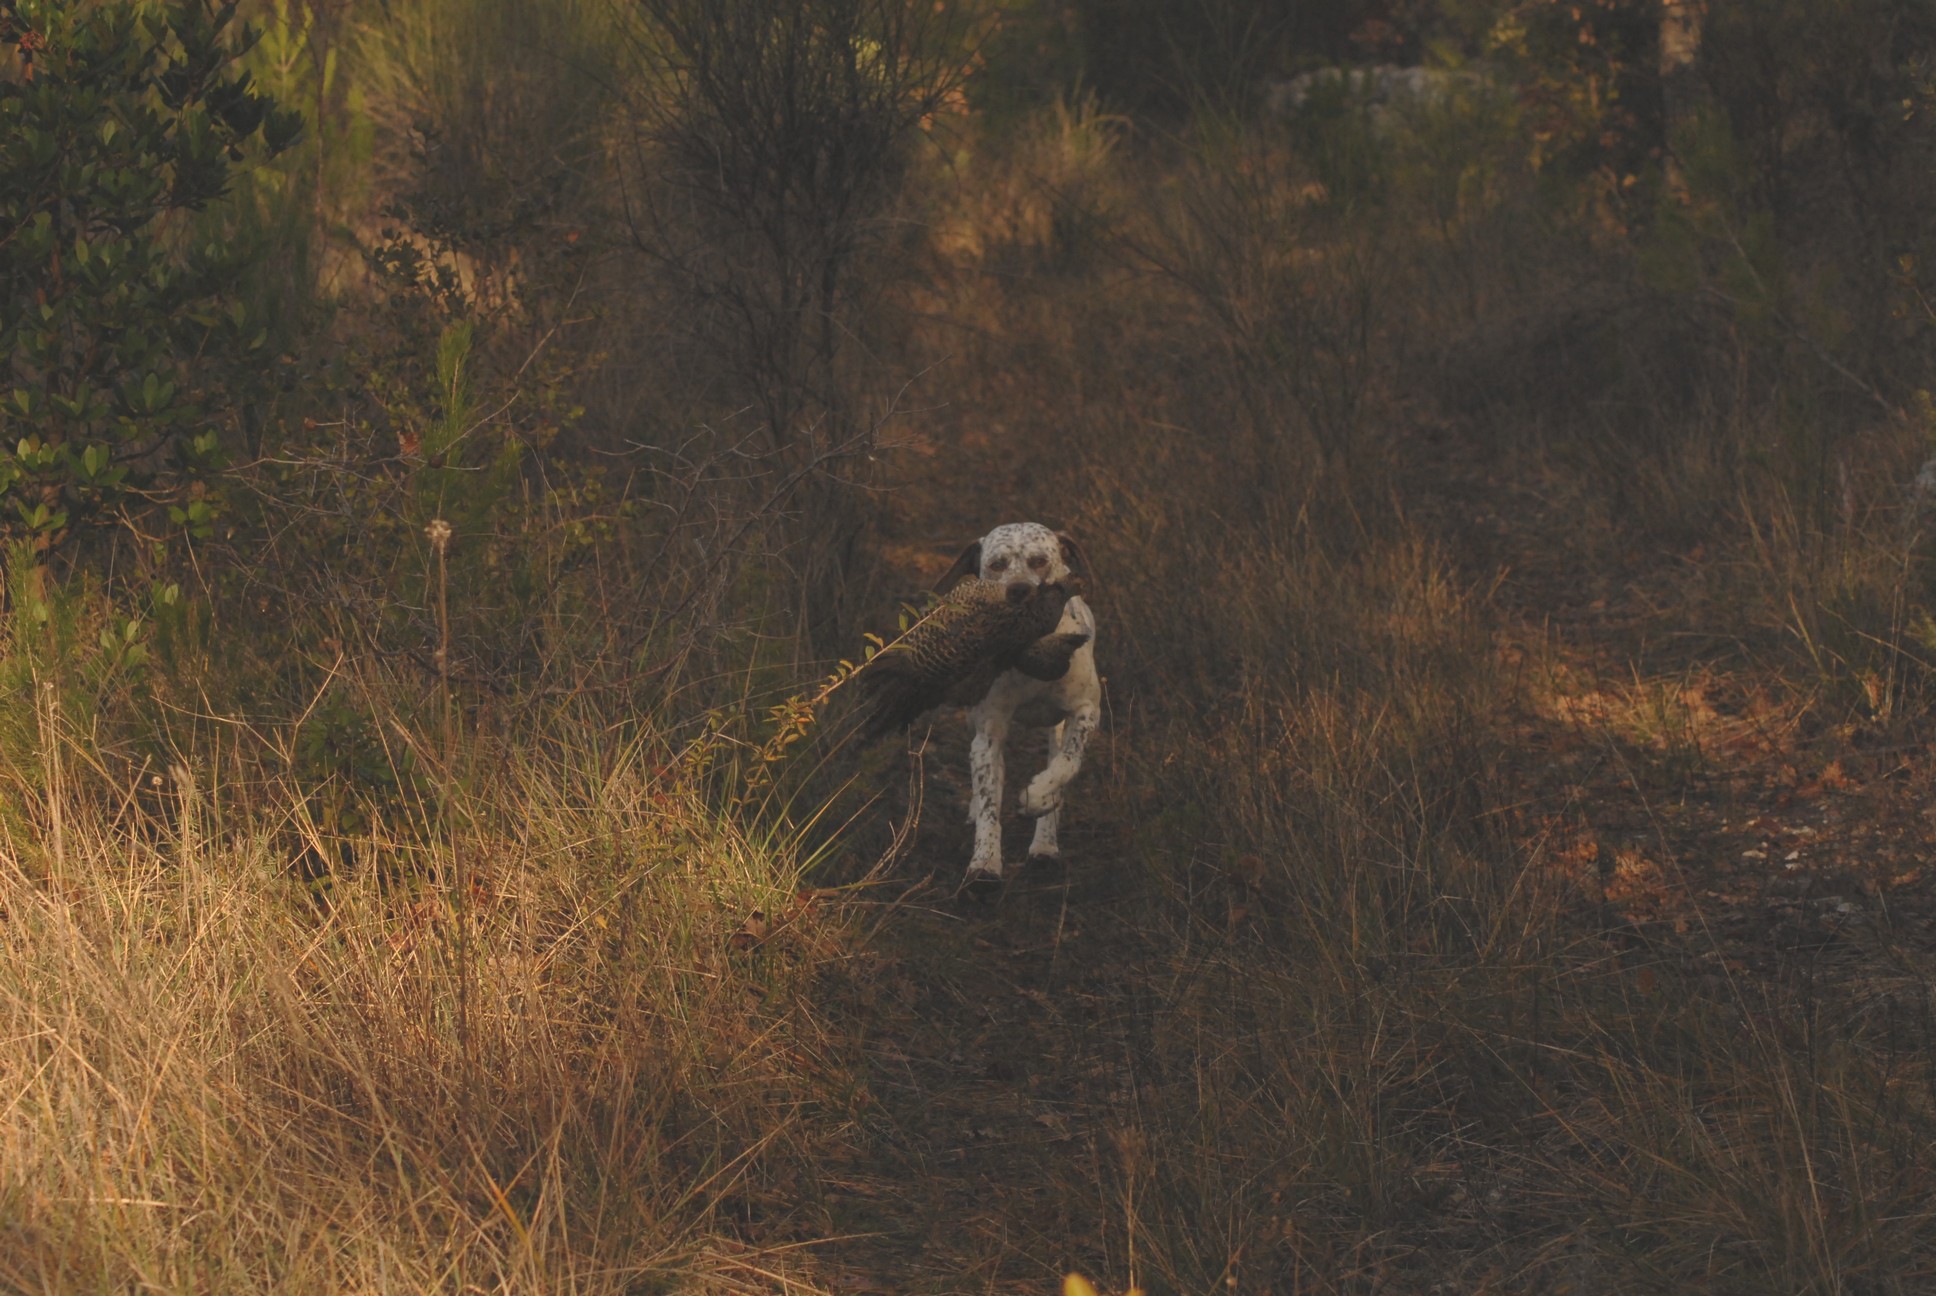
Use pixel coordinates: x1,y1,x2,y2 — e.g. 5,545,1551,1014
933,540,982,593
1056,531,1092,586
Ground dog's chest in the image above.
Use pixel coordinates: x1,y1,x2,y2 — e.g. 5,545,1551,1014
1011,690,1075,729
984,663,1083,726
986,599,1096,728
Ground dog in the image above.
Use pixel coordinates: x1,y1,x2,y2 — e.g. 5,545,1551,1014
931,523,1100,893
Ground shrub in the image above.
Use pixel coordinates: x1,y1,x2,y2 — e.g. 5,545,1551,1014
0,0,301,560
622,0,970,649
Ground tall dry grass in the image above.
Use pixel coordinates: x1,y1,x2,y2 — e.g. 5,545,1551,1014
0,695,858,1293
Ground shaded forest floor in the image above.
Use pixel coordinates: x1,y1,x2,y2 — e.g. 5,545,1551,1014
804,421,1936,1293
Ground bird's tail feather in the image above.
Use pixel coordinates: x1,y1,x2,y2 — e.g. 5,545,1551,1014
854,654,922,743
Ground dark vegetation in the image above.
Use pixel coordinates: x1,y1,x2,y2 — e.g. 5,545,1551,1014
7,0,1936,1291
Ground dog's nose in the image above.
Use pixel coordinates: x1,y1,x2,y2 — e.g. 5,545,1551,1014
1004,580,1033,604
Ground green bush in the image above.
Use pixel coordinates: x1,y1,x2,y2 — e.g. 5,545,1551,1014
0,0,301,558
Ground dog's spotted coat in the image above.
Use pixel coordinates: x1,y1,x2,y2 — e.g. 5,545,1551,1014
933,523,1100,890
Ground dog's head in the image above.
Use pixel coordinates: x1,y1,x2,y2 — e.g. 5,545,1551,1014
935,522,1089,595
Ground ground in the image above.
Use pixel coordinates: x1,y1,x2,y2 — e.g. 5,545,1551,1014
801,427,1936,1293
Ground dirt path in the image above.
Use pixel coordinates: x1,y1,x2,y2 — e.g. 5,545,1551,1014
811,433,1936,1293
818,728,1155,1293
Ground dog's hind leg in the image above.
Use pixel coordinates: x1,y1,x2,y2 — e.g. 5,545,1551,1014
965,703,1010,885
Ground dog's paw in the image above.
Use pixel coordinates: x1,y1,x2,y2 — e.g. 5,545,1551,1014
1019,779,1062,818
957,868,1002,902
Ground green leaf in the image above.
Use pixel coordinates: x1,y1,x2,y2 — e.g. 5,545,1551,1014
0,0,301,556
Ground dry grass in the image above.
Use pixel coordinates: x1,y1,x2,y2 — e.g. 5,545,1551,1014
0,703,858,1294
848,92,1936,1293
18,12,1936,1293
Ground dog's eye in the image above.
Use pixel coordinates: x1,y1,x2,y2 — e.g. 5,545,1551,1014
988,558,1008,571
1027,554,1048,569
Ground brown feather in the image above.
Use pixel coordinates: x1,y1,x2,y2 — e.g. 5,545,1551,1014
858,579,1077,741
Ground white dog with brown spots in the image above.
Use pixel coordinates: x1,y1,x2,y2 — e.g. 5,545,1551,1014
931,523,1100,895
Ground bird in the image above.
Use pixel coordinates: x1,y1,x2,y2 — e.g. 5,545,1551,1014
856,576,1090,743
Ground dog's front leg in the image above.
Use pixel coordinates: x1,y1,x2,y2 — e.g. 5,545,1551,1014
965,701,1010,884
1026,720,1068,863
1020,701,1098,824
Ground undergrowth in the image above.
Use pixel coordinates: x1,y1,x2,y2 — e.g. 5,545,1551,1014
11,1,1936,1293
0,653,858,1293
